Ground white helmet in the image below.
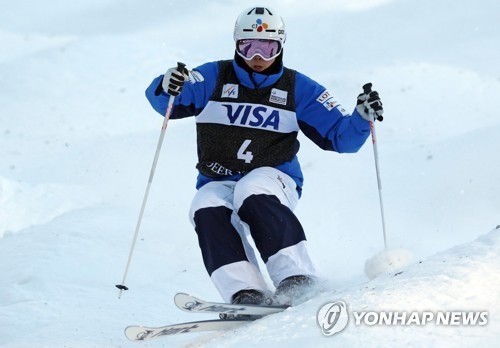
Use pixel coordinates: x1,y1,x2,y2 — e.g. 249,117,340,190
233,7,286,45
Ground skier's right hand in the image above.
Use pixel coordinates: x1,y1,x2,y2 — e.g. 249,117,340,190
162,64,189,96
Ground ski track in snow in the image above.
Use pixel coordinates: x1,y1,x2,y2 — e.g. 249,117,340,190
0,0,499,347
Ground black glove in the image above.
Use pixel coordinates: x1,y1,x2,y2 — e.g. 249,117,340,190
161,63,189,96
356,83,384,122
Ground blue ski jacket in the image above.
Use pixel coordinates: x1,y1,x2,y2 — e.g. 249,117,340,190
146,59,370,194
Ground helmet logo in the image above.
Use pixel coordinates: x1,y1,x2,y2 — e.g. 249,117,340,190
253,19,269,32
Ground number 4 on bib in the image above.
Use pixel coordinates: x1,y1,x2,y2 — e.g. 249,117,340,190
237,139,253,163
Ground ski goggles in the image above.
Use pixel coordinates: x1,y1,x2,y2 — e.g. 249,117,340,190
236,39,282,61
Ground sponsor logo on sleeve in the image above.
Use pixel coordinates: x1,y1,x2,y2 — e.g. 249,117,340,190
222,84,239,98
188,70,204,84
316,90,348,115
338,107,348,116
316,90,337,111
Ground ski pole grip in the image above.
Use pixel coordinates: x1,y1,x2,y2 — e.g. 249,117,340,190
177,62,186,72
363,82,373,94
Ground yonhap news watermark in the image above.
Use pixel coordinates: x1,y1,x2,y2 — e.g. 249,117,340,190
317,300,489,337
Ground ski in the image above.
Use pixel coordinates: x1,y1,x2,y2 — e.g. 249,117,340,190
124,293,288,342
174,292,288,316
125,319,250,341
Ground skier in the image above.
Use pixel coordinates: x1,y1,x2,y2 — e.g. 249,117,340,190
145,6,384,306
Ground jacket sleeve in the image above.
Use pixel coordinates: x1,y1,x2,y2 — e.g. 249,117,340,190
145,61,219,119
294,72,370,153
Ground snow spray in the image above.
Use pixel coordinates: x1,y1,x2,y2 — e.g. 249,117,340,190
364,248,413,279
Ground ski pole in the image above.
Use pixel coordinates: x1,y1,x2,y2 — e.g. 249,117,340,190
116,62,186,298
363,83,388,250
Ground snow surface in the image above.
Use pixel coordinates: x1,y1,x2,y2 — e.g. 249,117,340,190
1,0,499,347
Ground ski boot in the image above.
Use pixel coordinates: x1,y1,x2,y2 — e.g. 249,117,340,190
220,289,266,320
273,275,316,306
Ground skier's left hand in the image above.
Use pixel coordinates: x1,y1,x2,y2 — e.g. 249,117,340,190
356,83,384,122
